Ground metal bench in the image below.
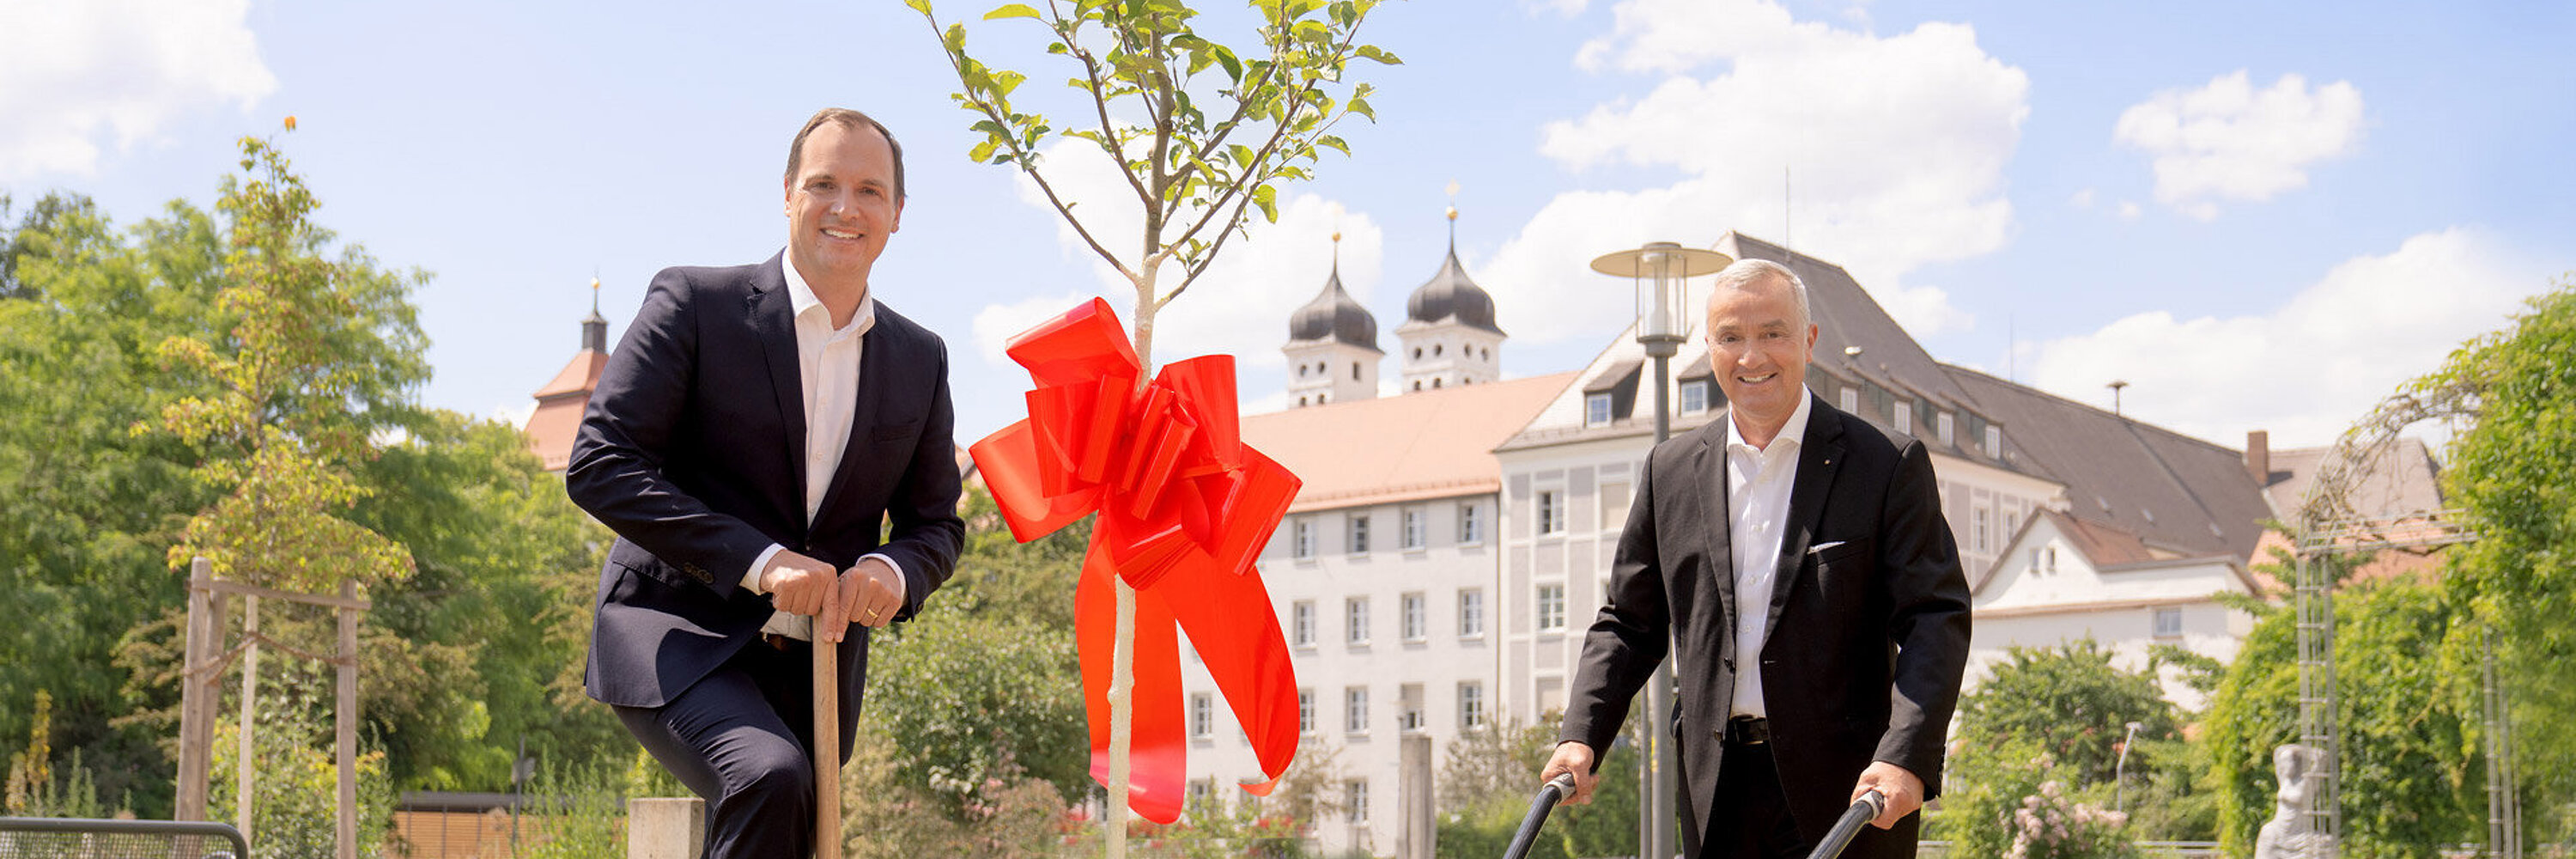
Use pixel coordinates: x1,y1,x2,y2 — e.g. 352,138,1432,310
0,818,248,858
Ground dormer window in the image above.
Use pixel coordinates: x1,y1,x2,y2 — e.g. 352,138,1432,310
1937,411,1954,445
1585,393,1613,427
1680,380,1710,415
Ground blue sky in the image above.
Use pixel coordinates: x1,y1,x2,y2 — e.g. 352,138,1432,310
5,0,2567,450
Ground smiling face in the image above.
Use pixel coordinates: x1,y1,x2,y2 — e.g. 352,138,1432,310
1704,271,1818,447
783,119,903,297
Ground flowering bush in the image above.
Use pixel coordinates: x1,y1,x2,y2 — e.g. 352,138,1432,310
2005,781,2142,859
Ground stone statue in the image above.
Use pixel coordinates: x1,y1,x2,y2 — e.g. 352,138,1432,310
2256,745,2333,859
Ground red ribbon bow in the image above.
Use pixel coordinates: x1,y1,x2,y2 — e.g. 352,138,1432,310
969,298,1302,824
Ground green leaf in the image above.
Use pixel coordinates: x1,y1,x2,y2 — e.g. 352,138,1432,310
984,3,1041,21
1251,184,1278,222
1355,44,1401,65
1315,135,1348,155
1227,143,1256,168
904,0,933,14
1346,97,1374,121
993,70,1027,97
969,139,998,163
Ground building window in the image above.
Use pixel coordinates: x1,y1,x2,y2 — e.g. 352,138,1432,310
1297,688,1315,736
1401,592,1426,642
1985,425,2002,458
1346,779,1370,823
1460,682,1486,730
1401,508,1426,550
1680,380,1710,415
1972,507,1990,552
1840,386,1859,412
1538,490,1563,536
1190,692,1214,740
1352,362,1361,381
1346,597,1370,646
1291,518,1315,559
2154,606,2184,639
1585,393,1613,427
1347,513,1370,554
1345,686,1369,734
1458,588,1485,638
2004,510,2020,542
1601,481,1631,532
1291,600,1315,648
1894,400,1913,430
1938,411,1955,445
1537,583,1567,632
1189,778,1214,807
1459,503,1485,545
1399,684,1425,734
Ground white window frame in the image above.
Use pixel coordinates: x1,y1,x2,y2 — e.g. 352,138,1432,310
1291,600,1315,648
1537,490,1563,536
1346,779,1370,823
1458,588,1485,638
1459,681,1486,730
1347,513,1370,554
1400,507,1426,551
1984,425,2002,458
1938,411,1955,445
1291,517,1315,559
1584,393,1613,427
1297,688,1315,736
2154,606,2184,639
1840,386,1860,412
1346,597,1370,646
1345,686,1369,734
1190,692,1214,740
1537,583,1567,633
1400,592,1426,643
1894,400,1913,430
1680,380,1710,415
1973,507,1990,552
1459,502,1485,545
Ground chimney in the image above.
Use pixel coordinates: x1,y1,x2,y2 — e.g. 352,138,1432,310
2245,430,2269,484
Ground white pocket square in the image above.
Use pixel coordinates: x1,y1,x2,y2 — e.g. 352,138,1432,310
1807,540,1846,555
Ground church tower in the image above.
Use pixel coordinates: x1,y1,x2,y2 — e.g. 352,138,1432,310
1396,204,1504,393
526,277,613,472
1284,233,1381,408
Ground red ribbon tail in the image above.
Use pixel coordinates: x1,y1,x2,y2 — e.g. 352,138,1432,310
1076,539,1189,825
1163,557,1301,792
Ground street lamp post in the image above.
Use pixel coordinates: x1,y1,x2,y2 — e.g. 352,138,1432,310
1590,241,1731,859
2116,721,2144,813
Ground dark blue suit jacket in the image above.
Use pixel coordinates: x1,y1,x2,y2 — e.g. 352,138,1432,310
568,253,964,748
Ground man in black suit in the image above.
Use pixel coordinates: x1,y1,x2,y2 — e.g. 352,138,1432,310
1544,258,1970,859
568,108,964,858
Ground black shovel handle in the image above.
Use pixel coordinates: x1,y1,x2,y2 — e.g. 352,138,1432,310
1504,773,1581,859
1805,789,1887,859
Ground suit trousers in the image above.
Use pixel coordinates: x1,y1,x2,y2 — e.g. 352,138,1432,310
615,637,820,859
1692,740,1806,859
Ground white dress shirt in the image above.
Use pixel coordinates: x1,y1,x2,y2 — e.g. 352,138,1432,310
1725,393,1813,719
741,254,904,640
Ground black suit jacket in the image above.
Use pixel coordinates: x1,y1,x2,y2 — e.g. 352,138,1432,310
1560,394,1970,859
568,254,964,748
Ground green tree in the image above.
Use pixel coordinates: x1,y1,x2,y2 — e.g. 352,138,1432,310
2202,581,2482,859
0,192,234,817
910,0,1399,371
1957,639,2184,789
144,133,423,592
2417,278,2576,848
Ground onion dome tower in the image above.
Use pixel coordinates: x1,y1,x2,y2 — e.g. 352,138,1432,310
1396,203,1504,393
1284,232,1382,408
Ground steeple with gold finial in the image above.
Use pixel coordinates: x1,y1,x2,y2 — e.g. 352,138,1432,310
1284,228,1382,408
1396,182,1504,393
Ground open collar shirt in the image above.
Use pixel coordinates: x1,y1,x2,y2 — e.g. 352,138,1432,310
1724,392,1813,719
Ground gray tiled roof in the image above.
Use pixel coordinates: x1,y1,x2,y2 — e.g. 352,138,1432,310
1941,365,2271,559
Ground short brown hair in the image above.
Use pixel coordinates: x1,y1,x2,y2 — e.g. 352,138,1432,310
785,108,906,201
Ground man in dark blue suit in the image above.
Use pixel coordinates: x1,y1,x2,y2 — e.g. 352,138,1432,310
568,107,964,858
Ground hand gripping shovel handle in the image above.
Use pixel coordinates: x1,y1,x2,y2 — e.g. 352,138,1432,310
1504,773,1580,859
1805,789,1886,859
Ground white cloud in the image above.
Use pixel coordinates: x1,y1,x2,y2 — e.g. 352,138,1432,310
990,137,1384,381
0,0,276,180
1484,0,2025,344
2117,201,2142,221
2069,188,2096,210
2026,228,2547,448
2113,70,2365,220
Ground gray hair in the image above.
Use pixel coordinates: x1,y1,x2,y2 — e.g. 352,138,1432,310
1710,258,1811,329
